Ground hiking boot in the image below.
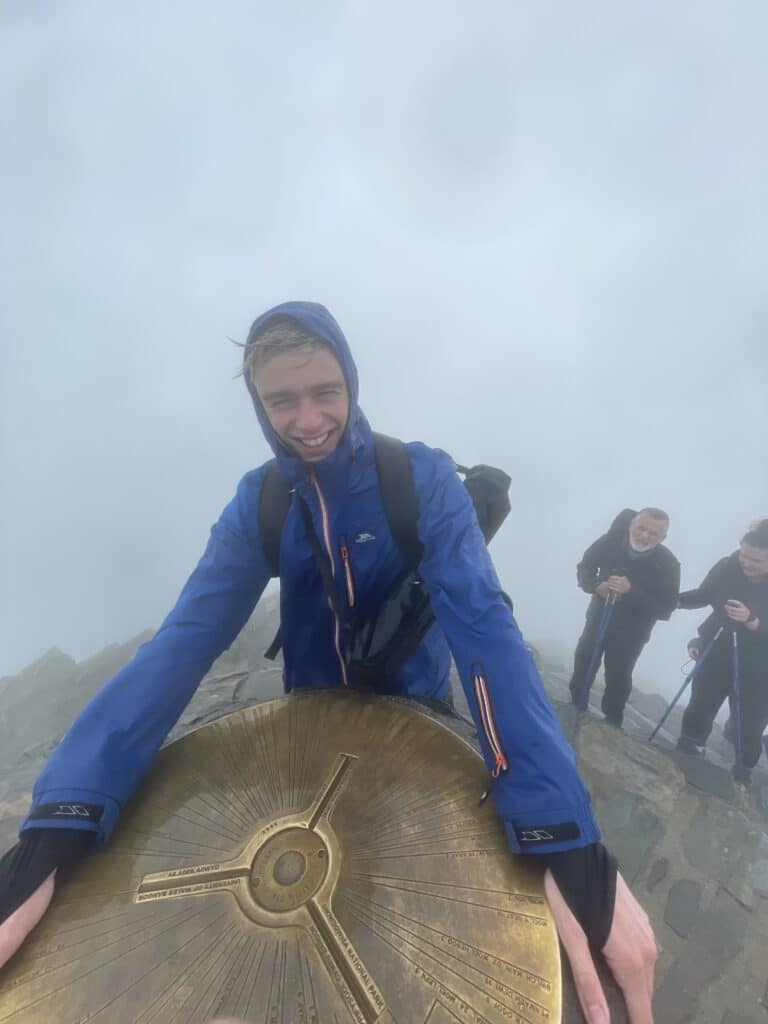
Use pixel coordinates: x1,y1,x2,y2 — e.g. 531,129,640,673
602,712,623,730
732,766,751,788
676,737,705,757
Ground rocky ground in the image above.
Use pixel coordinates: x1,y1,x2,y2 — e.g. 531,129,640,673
1,603,767,1022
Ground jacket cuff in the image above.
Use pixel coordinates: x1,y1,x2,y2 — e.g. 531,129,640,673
500,804,602,855
21,789,121,849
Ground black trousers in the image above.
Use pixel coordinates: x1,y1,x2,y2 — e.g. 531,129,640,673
680,648,768,770
569,626,646,723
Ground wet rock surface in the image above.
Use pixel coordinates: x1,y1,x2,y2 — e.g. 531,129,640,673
2,607,767,1022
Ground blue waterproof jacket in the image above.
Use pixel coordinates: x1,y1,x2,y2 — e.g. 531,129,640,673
23,302,599,855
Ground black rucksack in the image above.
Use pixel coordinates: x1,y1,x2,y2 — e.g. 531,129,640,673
259,433,511,687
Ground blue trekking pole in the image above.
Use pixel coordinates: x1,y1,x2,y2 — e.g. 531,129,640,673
574,591,617,711
648,626,724,742
731,629,744,776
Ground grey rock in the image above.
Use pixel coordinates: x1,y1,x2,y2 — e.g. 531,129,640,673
682,802,751,883
654,896,747,1022
748,856,768,899
595,790,638,833
646,857,669,891
664,878,702,938
672,750,736,800
609,805,663,885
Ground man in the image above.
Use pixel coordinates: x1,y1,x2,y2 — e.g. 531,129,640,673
569,508,680,726
677,519,768,785
0,303,656,1023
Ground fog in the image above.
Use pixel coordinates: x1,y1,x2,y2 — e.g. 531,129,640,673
2,2,767,700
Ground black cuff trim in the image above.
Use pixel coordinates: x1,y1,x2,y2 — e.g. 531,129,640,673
28,802,104,824
514,821,581,845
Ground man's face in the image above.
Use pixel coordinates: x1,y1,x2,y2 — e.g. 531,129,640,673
251,346,349,462
629,513,667,552
738,542,768,579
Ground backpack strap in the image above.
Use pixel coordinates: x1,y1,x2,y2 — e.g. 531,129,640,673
372,433,423,570
259,462,293,578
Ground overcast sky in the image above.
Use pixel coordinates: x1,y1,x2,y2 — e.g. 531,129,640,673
1,1,767,698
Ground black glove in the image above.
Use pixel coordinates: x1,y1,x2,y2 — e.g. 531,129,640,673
0,829,94,927
542,842,618,954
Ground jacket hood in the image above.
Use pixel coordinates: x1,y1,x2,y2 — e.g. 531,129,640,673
243,301,367,478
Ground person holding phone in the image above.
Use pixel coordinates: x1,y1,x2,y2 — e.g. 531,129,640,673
677,519,768,784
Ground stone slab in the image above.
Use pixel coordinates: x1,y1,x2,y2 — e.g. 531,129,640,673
664,878,703,938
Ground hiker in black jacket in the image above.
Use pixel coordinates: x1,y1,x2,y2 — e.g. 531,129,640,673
677,519,768,784
569,508,681,726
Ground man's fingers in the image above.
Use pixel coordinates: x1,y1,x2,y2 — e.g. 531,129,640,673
0,871,56,969
544,870,609,1024
602,874,657,1024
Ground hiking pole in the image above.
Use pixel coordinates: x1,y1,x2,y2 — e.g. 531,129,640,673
573,591,617,711
648,626,724,742
731,629,744,776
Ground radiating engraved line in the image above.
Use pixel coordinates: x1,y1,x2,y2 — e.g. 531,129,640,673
175,927,246,1024
270,704,286,811
122,826,233,854
231,939,262,1019
208,718,267,827
350,829,499,856
133,925,243,1024
349,848,504,862
223,715,271,822
4,901,205,996
306,900,382,1024
350,873,546,903
266,940,281,1024
303,934,321,1024
348,800,487,842
343,900,536,1024
346,791,471,842
159,926,240,1024
243,939,269,1018
93,922,240,1024
178,758,254,833
241,708,277,819
348,876,548,924
253,708,280,816
213,718,265,823
0,906,228,1022
343,891,551,1015
307,754,358,828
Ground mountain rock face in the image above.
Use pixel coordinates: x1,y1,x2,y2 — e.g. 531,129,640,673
1,602,766,1023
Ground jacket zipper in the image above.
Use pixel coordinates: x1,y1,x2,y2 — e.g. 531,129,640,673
473,662,508,803
339,535,356,608
309,473,349,687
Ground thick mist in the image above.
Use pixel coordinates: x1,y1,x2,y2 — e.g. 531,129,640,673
2,2,767,699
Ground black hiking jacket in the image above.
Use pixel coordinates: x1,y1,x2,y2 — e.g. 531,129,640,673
577,509,680,645
679,553,768,674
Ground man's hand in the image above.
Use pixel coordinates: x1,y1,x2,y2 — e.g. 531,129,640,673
0,874,56,969
606,576,631,596
545,869,657,1024
595,581,612,599
724,600,751,623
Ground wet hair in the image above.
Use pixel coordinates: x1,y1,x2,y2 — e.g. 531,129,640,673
236,316,330,382
635,507,669,525
742,518,768,550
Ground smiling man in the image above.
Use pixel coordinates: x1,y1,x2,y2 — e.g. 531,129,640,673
1,303,656,1023
570,508,681,727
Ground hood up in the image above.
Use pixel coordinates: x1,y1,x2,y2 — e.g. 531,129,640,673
243,301,368,480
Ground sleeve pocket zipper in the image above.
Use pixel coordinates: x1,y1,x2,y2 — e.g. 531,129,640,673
473,661,509,805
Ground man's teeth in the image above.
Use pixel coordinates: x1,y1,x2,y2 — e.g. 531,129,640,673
300,433,330,448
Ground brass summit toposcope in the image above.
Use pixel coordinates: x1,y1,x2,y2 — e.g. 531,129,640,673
0,691,562,1023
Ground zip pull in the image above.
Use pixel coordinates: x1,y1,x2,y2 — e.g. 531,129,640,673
339,535,356,608
478,756,508,806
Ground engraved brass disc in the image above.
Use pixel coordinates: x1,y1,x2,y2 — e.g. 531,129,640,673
0,691,561,1023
